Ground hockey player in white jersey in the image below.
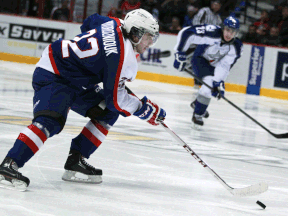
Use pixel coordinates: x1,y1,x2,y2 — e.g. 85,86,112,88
173,16,243,127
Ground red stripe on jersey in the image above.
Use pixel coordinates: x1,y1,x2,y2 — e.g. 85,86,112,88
17,133,39,154
110,21,131,117
111,17,121,27
27,124,47,143
81,127,102,147
91,120,108,136
48,44,60,76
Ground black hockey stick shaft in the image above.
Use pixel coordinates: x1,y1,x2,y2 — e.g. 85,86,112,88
184,68,288,139
125,85,268,196
150,50,171,58
125,86,232,189
159,50,171,58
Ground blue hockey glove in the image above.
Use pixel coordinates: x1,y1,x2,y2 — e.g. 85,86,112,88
134,96,166,126
173,52,187,71
212,81,225,100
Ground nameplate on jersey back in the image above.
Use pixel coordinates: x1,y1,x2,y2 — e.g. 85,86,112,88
101,21,118,56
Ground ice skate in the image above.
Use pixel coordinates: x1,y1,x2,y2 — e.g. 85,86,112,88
192,112,204,129
0,157,30,191
62,150,102,184
190,101,209,118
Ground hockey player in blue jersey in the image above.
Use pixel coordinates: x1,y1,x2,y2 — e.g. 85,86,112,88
0,9,166,191
173,16,243,127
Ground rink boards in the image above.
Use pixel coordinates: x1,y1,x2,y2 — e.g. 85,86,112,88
0,13,287,100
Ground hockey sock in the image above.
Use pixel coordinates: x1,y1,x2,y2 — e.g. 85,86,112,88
194,95,211,115
70,120,109,159
6,116,61,168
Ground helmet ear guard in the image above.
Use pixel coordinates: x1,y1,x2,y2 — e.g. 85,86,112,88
122,9,159,46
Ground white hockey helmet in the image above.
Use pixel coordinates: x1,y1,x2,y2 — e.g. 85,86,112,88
123,9,159,46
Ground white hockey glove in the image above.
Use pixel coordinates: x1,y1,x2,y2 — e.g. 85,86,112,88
133,96,166,126
173,52,187,71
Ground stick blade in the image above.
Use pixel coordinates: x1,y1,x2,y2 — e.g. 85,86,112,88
230,182,268,197
159,50,171,58
274,132,288,139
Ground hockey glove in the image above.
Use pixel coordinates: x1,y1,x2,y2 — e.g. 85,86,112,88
173,52,187,71
212,81,225,100
134,96,166,126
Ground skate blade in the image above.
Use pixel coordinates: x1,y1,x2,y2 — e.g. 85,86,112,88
0,175,28,192
192,123,202,130
62,170,102,184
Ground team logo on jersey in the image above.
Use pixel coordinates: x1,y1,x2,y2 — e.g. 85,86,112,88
207,50,224,62
33,100,40,110
101,21,118,56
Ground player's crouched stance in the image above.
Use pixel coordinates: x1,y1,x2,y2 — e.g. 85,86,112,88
0,9,166,191
173,16,243,128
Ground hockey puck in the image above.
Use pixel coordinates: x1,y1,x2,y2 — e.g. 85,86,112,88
256,200,266,209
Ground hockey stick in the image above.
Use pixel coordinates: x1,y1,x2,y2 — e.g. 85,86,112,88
125,86,268,197
184,68,288,139
158,50,171,58
160,121,268,197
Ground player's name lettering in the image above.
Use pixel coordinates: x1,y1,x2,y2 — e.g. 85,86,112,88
101,21,118,56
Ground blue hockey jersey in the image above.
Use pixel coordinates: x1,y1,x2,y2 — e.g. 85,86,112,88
36,14,141,117
174,24,243,82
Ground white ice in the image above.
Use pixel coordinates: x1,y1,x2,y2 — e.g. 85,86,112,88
0,61,287,216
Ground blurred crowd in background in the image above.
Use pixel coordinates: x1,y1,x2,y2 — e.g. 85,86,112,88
242,1,288,46
1,0,288,47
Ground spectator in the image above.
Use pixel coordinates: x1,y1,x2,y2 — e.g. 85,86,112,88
183,5,198,27
255,25,268,44
27,0,39,17
261,26,282,46
163,16,182,33
107,7,123,19
192,0,222,26
51,0,70,21
200,0,211,8
278,5,288,45
159,0,186,28
220,0,237,18
121,0,141,17
43,0,53,19
242,25,257,43
186,0,202,9
254,9,271,30
141,0,160,21
269,4,283,24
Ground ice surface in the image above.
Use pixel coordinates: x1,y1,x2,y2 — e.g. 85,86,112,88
0,61,287,216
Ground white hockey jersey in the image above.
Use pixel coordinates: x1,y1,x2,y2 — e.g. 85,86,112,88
174,24,243,81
